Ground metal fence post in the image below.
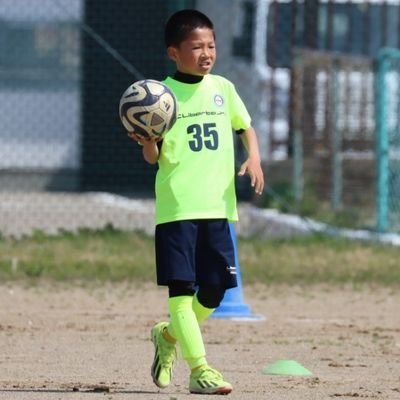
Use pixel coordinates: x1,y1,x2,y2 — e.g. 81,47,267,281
375,50,390,232
331,58,342,211
292,53,304,208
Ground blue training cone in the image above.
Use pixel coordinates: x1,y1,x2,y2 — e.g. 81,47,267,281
212,223,264,321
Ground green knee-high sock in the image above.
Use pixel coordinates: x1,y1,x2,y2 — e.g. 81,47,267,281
192,293,215,324
167,296,207,370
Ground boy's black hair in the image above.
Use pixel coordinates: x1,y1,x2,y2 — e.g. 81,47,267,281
164,9,214,48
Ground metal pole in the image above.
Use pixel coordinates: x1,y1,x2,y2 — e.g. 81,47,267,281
376,50,390,232
331,59,342,211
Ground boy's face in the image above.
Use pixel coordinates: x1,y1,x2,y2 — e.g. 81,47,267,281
168,27,216,76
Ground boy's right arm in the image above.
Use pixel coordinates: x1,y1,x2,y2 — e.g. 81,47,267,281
237,127,264,195
127,132,160,164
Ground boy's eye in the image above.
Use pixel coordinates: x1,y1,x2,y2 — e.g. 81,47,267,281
192,44,215,50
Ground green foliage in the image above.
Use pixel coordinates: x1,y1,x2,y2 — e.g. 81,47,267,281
1,228,400,286
0,227,155,283
239,233,400,286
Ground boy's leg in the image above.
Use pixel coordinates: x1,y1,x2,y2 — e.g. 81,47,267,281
185,220,237,394
152,220,234,394
168,296,207,369
167,294,232,395
164,281,207,369
193,286,225,324
152,221,198,389
192,293,214,324
151,281,195,389
151,288,233,394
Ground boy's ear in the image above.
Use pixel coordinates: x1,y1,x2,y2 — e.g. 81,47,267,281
167,46,178,62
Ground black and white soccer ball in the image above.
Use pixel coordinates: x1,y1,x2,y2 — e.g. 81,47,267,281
119,79,177,138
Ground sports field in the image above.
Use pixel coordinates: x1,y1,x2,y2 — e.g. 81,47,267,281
0,283,399,399
1,193,399,399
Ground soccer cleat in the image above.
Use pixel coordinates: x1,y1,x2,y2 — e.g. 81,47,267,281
150,322,177,388
189,365,233,395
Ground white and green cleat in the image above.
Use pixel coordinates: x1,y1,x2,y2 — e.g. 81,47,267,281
189,365,233,395
150,321,177,388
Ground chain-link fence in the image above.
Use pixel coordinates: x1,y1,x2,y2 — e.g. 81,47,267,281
290,49,376,230
2,0,400,237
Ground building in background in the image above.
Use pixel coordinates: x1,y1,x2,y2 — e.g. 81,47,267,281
1,0,400,195
0,0,82,190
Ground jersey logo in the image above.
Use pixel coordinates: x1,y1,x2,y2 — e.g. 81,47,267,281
214,94,224,107
226,265,237,275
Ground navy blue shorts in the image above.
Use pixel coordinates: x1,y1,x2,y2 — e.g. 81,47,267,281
155,219,238,289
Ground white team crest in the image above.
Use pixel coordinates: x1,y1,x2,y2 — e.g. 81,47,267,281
214,94,224,107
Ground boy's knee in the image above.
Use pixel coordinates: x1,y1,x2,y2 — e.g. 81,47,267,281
168,280,196,297
197,286,225,309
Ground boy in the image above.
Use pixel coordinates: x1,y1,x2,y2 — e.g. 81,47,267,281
128,9,264,395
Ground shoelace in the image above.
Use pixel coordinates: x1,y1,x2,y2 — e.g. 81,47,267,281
196,367,223,380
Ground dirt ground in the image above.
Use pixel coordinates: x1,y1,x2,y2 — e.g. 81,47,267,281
0,283,399,400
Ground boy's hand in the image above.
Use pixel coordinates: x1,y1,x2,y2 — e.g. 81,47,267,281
127,131,146,144
238,158,264,195
127,131,161,164
127,131,161,146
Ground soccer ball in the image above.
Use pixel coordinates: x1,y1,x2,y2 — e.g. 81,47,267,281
119,79,177,138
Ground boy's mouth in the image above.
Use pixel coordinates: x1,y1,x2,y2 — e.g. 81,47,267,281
199,61,212,68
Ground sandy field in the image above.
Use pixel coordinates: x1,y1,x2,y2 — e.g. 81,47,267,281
0,283,399,400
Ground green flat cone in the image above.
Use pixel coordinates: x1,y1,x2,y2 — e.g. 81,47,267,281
262,360,312,376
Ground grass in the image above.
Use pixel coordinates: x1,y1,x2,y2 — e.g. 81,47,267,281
240,234,400,286
0,226,156,283
1,225,400,286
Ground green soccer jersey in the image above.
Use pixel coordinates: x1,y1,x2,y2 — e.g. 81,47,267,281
156,74,251,225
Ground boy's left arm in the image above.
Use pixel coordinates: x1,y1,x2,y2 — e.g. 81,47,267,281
237,127,265,195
